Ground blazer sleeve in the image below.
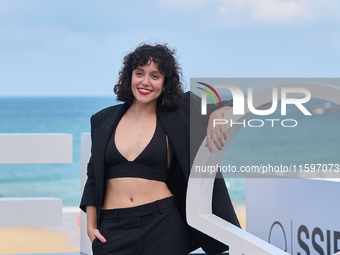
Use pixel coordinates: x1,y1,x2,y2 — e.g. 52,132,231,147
79,115,97,212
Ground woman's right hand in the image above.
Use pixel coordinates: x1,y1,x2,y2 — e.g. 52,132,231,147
88,227,106,243
206,106,232,152
86,205,106,243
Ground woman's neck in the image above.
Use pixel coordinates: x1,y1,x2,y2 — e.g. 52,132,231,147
127,101,157,119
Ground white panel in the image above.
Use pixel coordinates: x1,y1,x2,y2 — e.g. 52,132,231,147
80,133,92,255
0,134,73,164
0,197,62,227
247,177,340,255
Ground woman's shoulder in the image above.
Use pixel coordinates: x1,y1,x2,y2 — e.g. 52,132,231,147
92,104,123,116
173,91,190,108
90,103,126,125
181,91,198,105
163,91,192,116
176,91,194,112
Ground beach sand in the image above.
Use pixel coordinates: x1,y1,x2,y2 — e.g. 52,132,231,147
0,206,246,254
235,205,246,230
0,211,80,254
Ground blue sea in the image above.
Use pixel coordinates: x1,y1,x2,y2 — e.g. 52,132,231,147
0,97,339,207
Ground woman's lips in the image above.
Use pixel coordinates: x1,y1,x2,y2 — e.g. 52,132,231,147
138,88,152,95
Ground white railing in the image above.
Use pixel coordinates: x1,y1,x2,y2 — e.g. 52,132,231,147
80,133,92,254
0,133,72,227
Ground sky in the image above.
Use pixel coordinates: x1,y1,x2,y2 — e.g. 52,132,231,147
0,0,339,96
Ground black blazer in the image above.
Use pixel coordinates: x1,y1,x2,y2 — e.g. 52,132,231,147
80,92,240,254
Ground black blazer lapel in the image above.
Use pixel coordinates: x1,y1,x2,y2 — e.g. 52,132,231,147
157,108,190,181
92,104,129,206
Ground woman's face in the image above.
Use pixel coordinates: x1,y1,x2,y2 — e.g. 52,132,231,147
131,60,165,106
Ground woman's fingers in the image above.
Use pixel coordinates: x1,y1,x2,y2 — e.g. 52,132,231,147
220,123,227,141
212,124,225,150
205,136,213,153
206,106,231,153
91,229,106,243
96,232,106,243
206,121,227,152
205,122,213,152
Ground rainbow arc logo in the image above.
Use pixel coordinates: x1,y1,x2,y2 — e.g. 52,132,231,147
196,82,222,106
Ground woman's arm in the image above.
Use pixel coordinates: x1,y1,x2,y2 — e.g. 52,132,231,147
86,205,106,243
80,115,97,212
82,114,106,243
205,106,232,152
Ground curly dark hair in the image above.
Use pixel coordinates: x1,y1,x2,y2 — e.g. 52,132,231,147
114,43,184,110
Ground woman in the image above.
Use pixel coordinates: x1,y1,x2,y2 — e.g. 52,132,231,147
80,43,240,255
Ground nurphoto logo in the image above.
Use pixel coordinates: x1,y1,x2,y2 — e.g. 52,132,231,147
199,82,312,128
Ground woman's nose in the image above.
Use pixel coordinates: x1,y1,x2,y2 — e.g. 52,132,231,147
142,75,149,85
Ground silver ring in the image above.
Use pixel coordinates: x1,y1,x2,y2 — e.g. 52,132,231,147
207,137,212,139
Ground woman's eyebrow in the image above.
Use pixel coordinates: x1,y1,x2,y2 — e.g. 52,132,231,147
151,70,162,74
134,68,162,74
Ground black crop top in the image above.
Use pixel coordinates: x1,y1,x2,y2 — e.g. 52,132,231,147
105,119,168,182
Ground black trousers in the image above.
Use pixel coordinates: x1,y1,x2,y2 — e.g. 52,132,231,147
92,196,189,255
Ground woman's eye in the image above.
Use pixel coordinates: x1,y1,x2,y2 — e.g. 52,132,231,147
135,72,143,76
152,75,159,79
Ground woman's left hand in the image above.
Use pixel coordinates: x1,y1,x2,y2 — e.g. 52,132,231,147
205,106,232,153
